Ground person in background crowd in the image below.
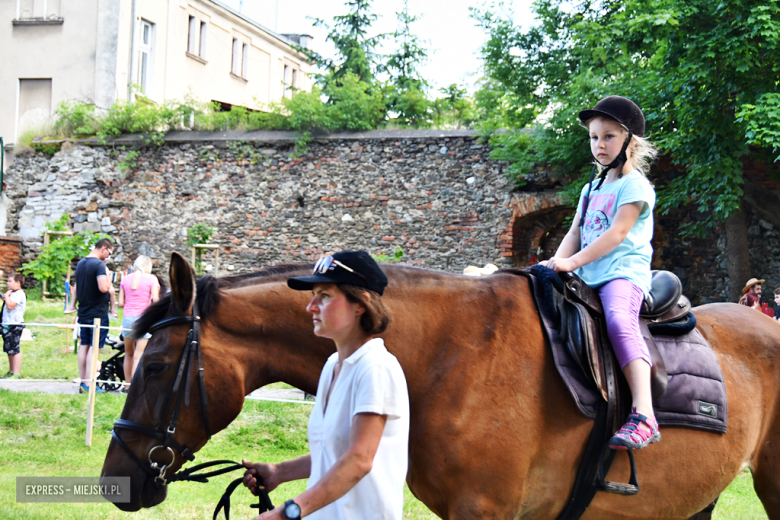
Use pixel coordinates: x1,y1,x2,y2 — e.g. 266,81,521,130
739,278,764,305
72,238,115,394
746,293,761,311
118,255,160,385
774,288,780,320
1,273,27,379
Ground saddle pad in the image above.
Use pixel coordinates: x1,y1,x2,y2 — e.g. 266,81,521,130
516,267,728,434
652,329,727,433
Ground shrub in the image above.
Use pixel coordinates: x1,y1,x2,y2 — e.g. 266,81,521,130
53,101,98,136
21,215,109,295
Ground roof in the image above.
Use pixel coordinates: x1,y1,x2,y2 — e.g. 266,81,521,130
207,0,309,58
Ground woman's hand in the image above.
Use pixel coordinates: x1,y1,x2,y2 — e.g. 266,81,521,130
242,459,281,494
539,257,578,273
254,506,285,520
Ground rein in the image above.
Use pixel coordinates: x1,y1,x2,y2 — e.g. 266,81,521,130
110,299,274,519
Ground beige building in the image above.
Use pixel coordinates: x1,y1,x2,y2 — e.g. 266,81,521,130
0,0,313,147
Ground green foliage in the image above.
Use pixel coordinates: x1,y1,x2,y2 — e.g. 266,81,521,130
186,223,216,247
97,94,187,145
372,247,404,263
473,0,780,234
383,1,431,127
737,93,780,162
302,0,387,87
116,148,140,174
432,84,476,129
53,101,98,136
326,72,386,130
30,140,62,156
20,215,108,294
186,223,216,274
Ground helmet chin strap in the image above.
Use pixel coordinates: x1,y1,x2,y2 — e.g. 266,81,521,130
579,131,633,228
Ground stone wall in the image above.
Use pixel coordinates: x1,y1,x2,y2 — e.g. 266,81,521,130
5,131,511,275
4,130,780,307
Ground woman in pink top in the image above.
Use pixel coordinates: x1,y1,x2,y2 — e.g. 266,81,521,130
118,255,160,384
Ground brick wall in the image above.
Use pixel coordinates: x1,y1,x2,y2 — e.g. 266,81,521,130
0,236,22,287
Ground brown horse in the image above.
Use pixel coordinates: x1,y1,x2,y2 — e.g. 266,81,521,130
101,253,780,519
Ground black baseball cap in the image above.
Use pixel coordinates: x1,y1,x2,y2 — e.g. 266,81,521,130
287,250,388,295
578,95,645,137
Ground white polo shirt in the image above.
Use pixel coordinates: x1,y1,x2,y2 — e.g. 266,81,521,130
306,338,410,520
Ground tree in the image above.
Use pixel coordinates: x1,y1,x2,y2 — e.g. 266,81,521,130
474,0,780,298
22,215,109,294
383,1,431,126
303,0,387,87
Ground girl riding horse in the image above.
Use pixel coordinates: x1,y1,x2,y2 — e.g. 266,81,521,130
542,96,660,451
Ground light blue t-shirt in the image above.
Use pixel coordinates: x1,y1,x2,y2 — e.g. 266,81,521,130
575,171,656,296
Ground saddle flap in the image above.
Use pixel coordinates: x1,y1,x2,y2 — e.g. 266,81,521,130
640,271,682,318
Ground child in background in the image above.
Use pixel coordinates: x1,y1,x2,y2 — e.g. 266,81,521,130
1,273,27,379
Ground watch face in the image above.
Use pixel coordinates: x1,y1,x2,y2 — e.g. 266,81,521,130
285,502,301,519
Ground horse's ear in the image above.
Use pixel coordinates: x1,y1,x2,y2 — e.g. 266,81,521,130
169,252,196,313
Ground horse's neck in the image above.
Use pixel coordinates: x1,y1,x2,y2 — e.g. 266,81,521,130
215,285,335,396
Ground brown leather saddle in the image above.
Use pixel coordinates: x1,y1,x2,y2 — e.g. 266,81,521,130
561,270,691,405
551,270,691,519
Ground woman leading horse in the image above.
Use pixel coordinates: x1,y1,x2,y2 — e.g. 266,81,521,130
102,252,780,519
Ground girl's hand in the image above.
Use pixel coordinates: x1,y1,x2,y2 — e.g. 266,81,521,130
242,459,281,494
541,257,577,273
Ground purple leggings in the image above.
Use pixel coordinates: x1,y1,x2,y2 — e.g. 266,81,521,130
597,278,651,369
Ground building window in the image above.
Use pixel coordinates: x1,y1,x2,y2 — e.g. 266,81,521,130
14,0,63,24
188,16,198,55
283,65,298,98
242,44,248,79
137,20,154,94
231,38,240,76
199,22,207,58
231,39,247,80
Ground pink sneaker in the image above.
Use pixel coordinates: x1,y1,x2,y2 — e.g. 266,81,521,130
609,410,660,450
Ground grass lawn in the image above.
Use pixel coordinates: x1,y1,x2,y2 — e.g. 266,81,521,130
0,295,769,519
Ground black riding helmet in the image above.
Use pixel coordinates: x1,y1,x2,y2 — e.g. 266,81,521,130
577,96,646,227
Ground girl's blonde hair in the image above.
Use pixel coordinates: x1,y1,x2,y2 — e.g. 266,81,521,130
583,117,659,176
131,255,153,290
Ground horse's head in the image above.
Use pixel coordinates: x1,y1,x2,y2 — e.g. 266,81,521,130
101,252,246,511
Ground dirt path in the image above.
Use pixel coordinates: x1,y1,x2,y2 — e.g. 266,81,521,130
0,379,309,401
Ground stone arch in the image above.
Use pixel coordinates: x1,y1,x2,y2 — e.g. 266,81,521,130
497,191,574,267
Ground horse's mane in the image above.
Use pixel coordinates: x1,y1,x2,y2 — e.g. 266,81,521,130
131,264,312,338
132,262,502,339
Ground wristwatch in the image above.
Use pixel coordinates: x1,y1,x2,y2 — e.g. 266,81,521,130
283,499,301,520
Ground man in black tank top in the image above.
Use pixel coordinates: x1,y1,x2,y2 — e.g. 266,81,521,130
73,238,115,393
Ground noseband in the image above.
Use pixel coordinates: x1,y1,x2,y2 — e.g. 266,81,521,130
109,297,273,519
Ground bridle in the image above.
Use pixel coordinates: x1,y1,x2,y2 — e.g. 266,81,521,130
109,297,273,519
111,298,209,487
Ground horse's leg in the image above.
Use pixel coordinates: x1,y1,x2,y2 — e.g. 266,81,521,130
752,419,780,519
687,497,718,520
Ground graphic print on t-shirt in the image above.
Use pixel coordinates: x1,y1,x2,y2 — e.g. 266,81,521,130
582,192,616,249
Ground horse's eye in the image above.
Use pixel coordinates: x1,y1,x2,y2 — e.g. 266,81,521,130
145,363,167,377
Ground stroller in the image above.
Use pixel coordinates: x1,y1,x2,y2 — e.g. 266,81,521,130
97,334,126,392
